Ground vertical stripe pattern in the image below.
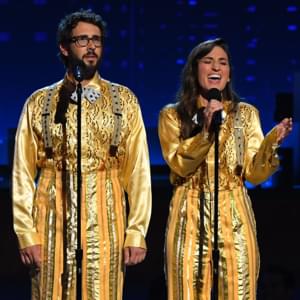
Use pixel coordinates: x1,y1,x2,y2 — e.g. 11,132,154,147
165,186,259,300
31,168,126,300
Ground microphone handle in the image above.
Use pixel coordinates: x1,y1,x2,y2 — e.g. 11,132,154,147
212,110,223,127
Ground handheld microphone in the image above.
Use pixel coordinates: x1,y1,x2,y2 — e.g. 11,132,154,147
207,88,222,102
207,88,223,126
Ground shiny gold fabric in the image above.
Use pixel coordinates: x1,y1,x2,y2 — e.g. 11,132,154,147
12,73,152,299
158,102,279,300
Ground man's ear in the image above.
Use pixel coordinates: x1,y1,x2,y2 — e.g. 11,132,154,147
59,44,69,57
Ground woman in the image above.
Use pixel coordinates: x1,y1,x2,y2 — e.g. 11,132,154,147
158,38,292,299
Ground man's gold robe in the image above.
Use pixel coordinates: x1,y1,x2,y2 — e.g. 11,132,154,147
13,73,152,299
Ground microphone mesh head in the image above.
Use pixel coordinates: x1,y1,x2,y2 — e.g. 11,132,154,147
207,88,221,101
73,65,83,82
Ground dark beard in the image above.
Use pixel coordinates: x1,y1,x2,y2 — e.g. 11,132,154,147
68,53,100,81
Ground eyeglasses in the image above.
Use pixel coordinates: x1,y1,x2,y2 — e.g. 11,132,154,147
70,35,103,47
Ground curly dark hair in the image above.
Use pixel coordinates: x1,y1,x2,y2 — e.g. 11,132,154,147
176,38,239,139
57,8,107,66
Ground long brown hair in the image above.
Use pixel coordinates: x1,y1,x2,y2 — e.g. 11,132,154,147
176,38,239,139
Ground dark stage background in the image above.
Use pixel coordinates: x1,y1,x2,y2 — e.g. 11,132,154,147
0,0,300,299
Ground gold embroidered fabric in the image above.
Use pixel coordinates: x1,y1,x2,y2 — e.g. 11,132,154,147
158,102,279,299
12,73,152,299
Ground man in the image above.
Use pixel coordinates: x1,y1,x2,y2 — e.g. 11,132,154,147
12,9,152,299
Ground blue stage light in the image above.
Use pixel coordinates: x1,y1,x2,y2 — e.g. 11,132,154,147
246,59,256,65
287,6,298,13
246,75,256,82
176,58,185,65
188,0,197,6
0,32,11,42
288,25,298,31
247,5,256,13
33,0,47,5
34,32,47,42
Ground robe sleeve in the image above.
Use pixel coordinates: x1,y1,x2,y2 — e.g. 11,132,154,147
244,107,279,185
121,98,152,249
158,107,213,178
12,98,40,249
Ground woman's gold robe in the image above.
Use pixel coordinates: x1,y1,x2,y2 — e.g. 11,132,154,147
12,73,152,300
158,101,279,300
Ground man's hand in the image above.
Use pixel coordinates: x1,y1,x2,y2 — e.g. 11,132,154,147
124,247,146,266
20,244,42,271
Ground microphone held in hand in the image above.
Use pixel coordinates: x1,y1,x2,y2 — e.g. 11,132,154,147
207,88,223,127
207,88,222,102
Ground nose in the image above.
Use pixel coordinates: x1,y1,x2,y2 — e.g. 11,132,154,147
212,61,220,70
87,39,96,49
